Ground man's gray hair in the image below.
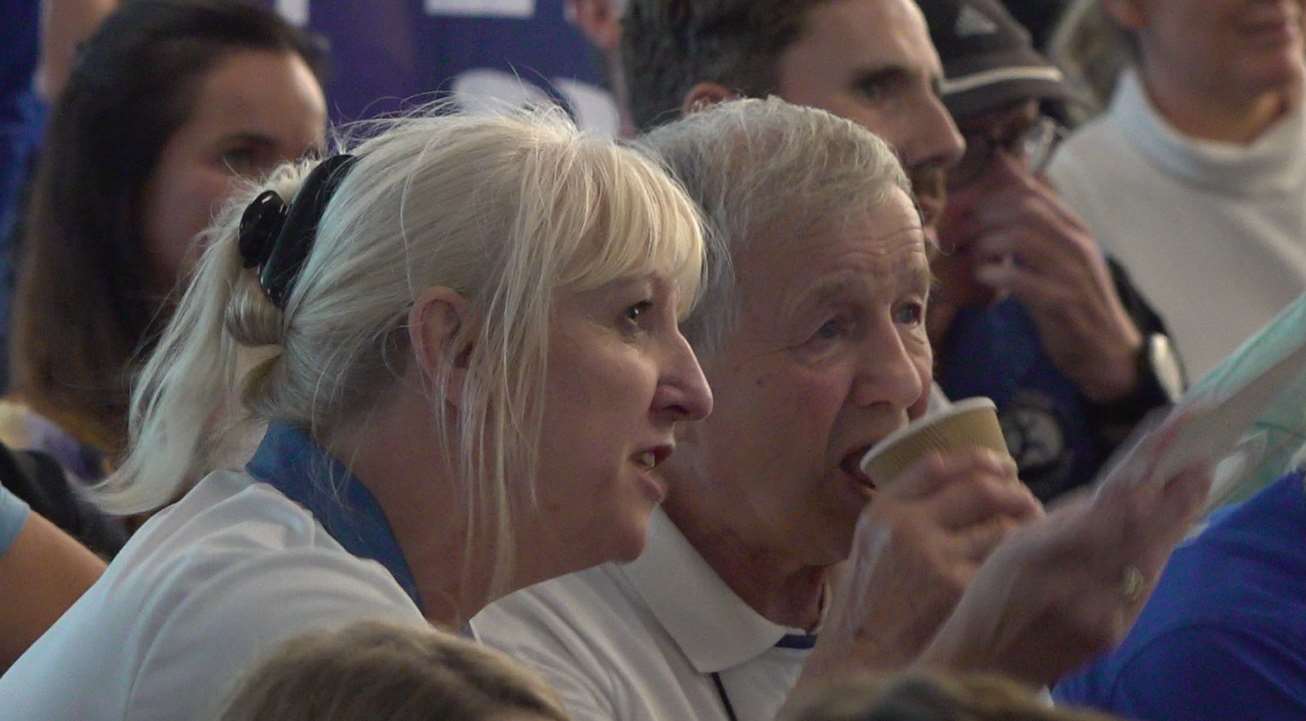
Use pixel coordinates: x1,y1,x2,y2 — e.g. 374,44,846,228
639,97,913,356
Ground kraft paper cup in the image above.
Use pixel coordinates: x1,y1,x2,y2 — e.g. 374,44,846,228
859,397,1010,488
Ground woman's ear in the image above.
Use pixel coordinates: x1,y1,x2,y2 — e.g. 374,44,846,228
1102,0,1146,31
408,287,473,407
681,82,737,118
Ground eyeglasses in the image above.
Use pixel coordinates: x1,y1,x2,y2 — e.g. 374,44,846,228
947,116,1065,189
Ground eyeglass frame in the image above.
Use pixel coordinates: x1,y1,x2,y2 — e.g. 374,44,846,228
946,115,1065,190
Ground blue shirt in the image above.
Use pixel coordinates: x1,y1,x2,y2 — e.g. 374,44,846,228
937,298,1104,501
0,481,30,554
1053,469,1306,720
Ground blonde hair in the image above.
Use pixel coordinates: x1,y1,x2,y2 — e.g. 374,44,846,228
784,672,1126,721
215,620,570,721
98,105,705,591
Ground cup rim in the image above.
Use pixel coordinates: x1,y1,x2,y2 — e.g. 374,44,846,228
859,396,997,474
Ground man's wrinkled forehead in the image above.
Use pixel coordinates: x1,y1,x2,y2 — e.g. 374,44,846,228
743,201,928,285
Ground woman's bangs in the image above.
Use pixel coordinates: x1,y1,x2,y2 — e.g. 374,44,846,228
558,148,704,317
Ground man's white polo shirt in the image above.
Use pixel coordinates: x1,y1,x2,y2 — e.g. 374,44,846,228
472,507,815,721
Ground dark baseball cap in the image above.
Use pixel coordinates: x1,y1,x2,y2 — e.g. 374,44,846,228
919,0,1078,120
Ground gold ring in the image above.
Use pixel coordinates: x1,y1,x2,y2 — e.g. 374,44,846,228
1120,564,1146,603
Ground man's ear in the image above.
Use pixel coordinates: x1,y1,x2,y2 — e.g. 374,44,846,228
681,82,737,117
408,287,473,407
1102,0,1146,30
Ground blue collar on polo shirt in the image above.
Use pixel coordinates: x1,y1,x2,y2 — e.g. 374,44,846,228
247,422,421,607
620,508,818,673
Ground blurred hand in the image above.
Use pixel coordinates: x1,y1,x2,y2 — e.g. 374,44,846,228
915,424,1213,685
800,448,1043,682
965,156,1143,402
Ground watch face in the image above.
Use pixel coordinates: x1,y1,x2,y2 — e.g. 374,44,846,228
1150,334,1185,403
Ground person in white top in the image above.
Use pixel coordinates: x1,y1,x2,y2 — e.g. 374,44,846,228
1048,0,1306,378
475,97,1213,721
0,105,713,721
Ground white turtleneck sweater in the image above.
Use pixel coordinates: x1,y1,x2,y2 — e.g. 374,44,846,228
1048,70,1306,380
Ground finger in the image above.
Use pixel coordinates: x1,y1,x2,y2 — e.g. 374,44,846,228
974,166,1091,235
1080,463,1210,581
927,471,1044,530
888,447,1017,501
1135,463,1212,569
968,200,1101,278
1097,409,1191,494
1026,174,1093,233
955,516,1021,563
970,222,1102,285
1161,462,1214,517
974,259,1069,309
970,229,1059,276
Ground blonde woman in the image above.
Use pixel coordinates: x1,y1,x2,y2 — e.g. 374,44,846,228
0,107,712,721
217,620,569,721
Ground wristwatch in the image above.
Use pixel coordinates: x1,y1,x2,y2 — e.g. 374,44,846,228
1142,333,1185,404
1089,333,1185,425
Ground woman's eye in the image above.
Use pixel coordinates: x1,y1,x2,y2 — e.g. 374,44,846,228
624,301,653,326
894,302,925,326
220,148,259,176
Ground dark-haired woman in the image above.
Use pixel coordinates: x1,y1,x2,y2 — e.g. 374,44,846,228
0,0,327,488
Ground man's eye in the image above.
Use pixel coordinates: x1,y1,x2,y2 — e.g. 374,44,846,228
894,302,924,326
858,81,887,103
814,317,849,341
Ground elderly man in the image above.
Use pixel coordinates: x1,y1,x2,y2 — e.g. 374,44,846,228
622,0,1176,503
473,96,1208,721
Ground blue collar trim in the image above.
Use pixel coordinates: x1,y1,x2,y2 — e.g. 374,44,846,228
246,422,421,607
775,633,818,650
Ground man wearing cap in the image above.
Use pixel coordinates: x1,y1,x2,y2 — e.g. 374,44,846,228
920,0,1184,502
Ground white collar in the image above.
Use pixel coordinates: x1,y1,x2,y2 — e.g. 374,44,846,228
1112,68,1306,196
619,507,814,674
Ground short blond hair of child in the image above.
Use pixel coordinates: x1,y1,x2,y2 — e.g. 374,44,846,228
784,671,1125,721
216,620,569,721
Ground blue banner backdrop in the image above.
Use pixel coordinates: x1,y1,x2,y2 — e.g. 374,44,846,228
271,0,619,133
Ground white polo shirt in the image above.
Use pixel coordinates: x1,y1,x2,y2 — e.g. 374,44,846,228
0,459,425,721
472,508,814,721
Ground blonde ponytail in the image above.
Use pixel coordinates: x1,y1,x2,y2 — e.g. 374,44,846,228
96,162,314,513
